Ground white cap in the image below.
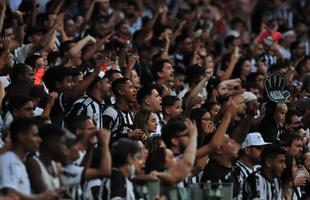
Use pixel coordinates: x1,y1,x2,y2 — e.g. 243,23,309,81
226,30,240,38
242,91,258,103
240,132,271,149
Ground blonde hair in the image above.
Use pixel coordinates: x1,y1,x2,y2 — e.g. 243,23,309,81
276,103,288,113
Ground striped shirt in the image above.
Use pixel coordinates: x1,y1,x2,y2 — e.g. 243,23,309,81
242,169,283,200
259,53,277,69
235,161,261,187
66,95,103,129
102,105,134,140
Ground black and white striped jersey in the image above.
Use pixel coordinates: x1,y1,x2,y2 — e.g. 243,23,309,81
259,53,277,69
66,95,104,129
102,105,134,140
235,161,261,187
242,169,283,200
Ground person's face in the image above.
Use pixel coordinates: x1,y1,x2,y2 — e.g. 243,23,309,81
164,148,177,169
65,19,76,36
30,33,43,43
271,154,286,178
217,83,230,97
287,139,303,157
181,38,193,52
59,76,74,91
296,42,306,57
99,78,111,97
254,44,264,57
274,105,287,127
14,101,34,118
132,152,145,175
206,56,215,69
297,128,309,146
4,27,14,38
159,62,174,82
248,146,264,164
23,65,35,83
173,74,185,91
175,129,190,152
303,152,310,171
287,115,302,129
137,141,148,163
247,100,259,115
21,125,41,153
166,100,183,118
220,135,239,160
145,89,162,112
291,158,298,179
163,28,173,40
78,119,98,144
201,112,215,134
122,80,137,102
52,135,70,164
146,112,158,133
256,74,265,91
130,70,141,89
241,60,252,77
36,57,45,68
100,0,110,11
210,104,220,118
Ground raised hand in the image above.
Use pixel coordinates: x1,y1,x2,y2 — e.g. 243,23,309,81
98,128,110,145
128,129,144,139
1,37,11,52
226,94,246,117
264,73,290,103
184,119,198,137
126,54,139,70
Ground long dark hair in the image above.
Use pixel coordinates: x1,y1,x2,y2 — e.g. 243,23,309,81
144,147,166,173
281,155,295,189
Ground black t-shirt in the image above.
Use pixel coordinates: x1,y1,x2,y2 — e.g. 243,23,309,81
200,159,241,198
50,92,76,128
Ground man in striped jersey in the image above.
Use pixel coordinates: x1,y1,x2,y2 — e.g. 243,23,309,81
242,144,286,200
66,71,111,129
235,132,270,187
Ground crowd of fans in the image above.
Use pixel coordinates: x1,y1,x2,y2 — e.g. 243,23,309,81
0,0,310,199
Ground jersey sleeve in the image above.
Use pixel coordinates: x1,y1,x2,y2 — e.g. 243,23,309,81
61,165,85,187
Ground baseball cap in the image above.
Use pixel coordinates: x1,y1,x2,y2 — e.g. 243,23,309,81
242,91,257,103
240,132,271,149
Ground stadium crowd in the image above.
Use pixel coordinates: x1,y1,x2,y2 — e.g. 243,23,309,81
0,0,310,199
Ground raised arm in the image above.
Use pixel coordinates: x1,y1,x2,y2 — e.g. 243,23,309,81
185,68,213,108
153,120,197,185
124,54,139,79
32,14,64,52
84,129,111,180
0,0,6,34
82,33,113,60
63,65,100,102
196,94,245,158
221,47,240,81
67,35,96,58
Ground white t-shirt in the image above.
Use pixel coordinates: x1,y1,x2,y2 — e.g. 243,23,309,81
0,151,31,195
